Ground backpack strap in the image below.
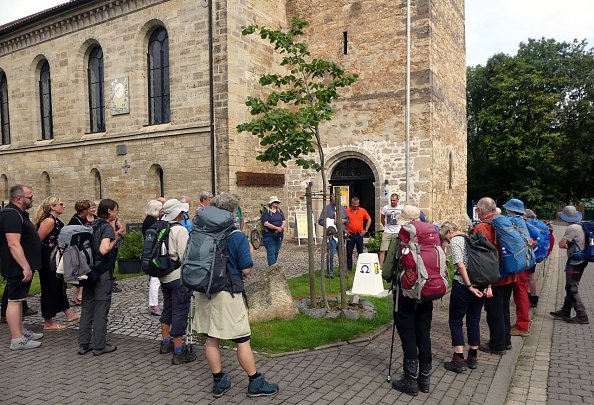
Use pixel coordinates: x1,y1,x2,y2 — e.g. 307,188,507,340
0,207,24,224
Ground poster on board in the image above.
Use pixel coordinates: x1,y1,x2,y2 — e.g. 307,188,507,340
295,212,317,246
334,186,350,209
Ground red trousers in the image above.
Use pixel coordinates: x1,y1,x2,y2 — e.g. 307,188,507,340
512,270,531,331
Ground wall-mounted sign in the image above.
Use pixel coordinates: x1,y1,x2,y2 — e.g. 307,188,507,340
110,77,129,115
236,171,285,186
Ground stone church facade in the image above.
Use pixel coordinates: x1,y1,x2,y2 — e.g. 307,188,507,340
0,0,467,231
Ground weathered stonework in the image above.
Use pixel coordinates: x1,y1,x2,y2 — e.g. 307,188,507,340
0,0,467,229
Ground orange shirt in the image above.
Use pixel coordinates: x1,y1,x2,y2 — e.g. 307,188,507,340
345,207,371,234
473,213,516,286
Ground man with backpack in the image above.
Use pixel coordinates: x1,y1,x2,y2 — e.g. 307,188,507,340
154,199,196,364
190,194,279,398
550,205,589,324
524,208,551,308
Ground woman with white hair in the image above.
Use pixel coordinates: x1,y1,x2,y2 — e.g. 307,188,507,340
142,199,164,316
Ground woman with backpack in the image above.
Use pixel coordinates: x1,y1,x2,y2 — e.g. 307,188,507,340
142,199,164,317
439,221,489,373
261,196,286,266
77,199,120,356
35,197,80,331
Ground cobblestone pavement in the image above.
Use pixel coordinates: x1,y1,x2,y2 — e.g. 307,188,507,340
2,240,511,404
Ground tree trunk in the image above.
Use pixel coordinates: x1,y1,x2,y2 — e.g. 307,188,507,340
335,192,348,310
316,127,329,310
306,183,317,309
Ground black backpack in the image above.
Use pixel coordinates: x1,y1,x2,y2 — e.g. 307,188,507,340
141,220,181,277
463,232,500,287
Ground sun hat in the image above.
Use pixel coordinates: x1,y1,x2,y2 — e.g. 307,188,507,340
558,205,582,223
161,199,190,222
268,196,281,205
503,198,525,215
396,205,421,225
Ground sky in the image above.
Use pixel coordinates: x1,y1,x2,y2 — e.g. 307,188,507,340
1,0,594,66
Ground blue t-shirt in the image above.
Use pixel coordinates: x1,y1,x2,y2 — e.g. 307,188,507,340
261,208,285,235
227,230,253,279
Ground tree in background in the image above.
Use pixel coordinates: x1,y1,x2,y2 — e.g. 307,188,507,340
237,17,358,308
467,38,594,214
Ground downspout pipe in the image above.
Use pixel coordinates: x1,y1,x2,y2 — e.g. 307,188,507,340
208,0,217,194
405,0,411,202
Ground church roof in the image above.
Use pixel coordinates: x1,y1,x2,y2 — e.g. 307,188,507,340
0,0,91,35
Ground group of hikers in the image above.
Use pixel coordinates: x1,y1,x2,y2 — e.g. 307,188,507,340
1,183,591,399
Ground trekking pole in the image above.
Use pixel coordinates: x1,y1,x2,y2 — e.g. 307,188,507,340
387,281,398,382
186,292,195,353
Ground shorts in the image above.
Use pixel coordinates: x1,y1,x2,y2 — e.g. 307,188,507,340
380,232,399,251
4,276,32,302
194,291,251,340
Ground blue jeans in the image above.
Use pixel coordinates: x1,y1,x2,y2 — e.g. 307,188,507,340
346,233,364,272
327,237,338,276
262,233,283,266
448,281,484,347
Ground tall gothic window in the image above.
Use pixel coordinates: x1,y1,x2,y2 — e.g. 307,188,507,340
147,27,170,124
88,46,105,132
0,72,9,145
39,61,53,140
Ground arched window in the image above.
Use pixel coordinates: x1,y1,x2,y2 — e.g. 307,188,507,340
0,72,10,145
39,61,53,140
149,164,164,197
88,46,105,132
40,171,51,199
91,168,102,200
0,174,8,207
147,27,170,125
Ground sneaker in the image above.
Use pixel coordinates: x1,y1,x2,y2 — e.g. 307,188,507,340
23,308,38,317
505,344,512,350
23,329,43,340
550,309,570,319
93,344,117,356
478,343,505,356
510,327,529,337
171,350,197,365
10,336,42,350
160,340,174,354
444,356,467,373
78,345,92,355
112,285,122,293
466,355,478,370
247,374,279,398
150,306,162,316
212,373,231,398
564,316,589,324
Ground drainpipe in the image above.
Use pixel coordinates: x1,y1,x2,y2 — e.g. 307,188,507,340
208,0,217,194
405,0,411,202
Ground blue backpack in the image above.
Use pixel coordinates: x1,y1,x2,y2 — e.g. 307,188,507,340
569,221,594,262
490,215,536,275
526,218,551,263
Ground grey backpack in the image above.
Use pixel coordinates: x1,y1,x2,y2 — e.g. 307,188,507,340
53,225,94,283
181,206,239,298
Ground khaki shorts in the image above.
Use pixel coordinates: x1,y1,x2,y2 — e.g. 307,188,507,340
193,291,251,340
380,232,399,251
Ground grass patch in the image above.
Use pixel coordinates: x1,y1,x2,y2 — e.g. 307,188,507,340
249,270,393,353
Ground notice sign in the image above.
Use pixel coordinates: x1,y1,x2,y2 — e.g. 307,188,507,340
351,253,385,296
295,212,316,245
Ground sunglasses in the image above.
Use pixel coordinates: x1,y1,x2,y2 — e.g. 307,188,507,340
20,195,33,200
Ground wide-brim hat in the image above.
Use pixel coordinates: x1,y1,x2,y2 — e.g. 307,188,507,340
558,205,582,223
396,204,421,225
268,196,281,205
503,198,525,214
161,198,190,222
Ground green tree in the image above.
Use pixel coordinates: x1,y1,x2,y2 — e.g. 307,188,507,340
467,38,594,213
237,17,358,308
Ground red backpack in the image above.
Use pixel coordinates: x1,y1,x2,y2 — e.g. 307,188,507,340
399,221,448,302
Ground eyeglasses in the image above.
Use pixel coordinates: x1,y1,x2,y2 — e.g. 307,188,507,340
20,195,33,200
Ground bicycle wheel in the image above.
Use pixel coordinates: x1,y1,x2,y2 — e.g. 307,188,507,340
250,228,262,250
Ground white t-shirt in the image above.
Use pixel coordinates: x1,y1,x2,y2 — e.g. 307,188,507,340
381,204,403,234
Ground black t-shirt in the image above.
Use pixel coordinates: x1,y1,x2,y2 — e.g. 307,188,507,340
91,219,117,275
0,204,42,277
68,214,90,226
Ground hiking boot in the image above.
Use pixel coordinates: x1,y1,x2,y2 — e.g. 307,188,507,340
505,344,512,351
564,316,589,324
112,285,122,293
171,350,197,365
10,336,41,350
444,356,467,373
392,359,419,396
478,343,505,356
78,345,92,355
466,355,478,370
150,306,162,316
510,327,529,337
247,374,279,398
550,309,570,319
0,316,6,324
529,295,539,308
417,362,431,393
160,340,174,354
23,308,38,317
212,373,231,398
22,329,43,340
93,344,117,356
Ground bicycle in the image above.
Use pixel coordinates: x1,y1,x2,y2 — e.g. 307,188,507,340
244,218,262,250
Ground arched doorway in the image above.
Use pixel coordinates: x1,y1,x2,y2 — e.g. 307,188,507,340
330,158,376,231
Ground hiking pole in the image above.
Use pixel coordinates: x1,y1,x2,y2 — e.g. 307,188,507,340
387,281,398,382
186,292,195,353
